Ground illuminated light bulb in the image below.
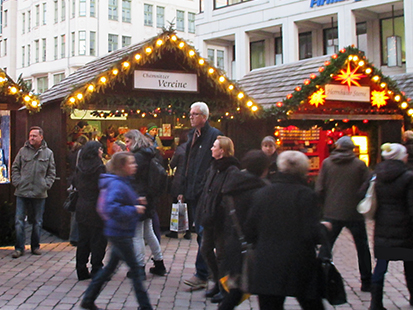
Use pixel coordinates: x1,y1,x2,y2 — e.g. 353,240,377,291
88,85,94,92
122,62,130,68
363,119,368,124
287,94,293,99
401,102,408,109
358,60,365,66
251,106,258,112
198,58,205,65
353,55,359,61
348,55,353,61
304,79,310,85
372,75,380,82
395,95,401,102
189,50,195,57
380,82,386,88
100,76,107,83
246,101,253,107
236,107,240,111
295,86,301,92
0,77,5,83
124,113,128,117
340,48,346,53
69,97,76,103
225,112,229,116
178,42,185,48
219,76,225,83
31,101,38,107
112,69,119,75
388,90,393,95
408,109,413,116
343,119,349,123
136,110,141,113
208,68,214,74
77,93,83,100
156,39,163,46
310,74,316,79
218,119,221,122
145,47,152,54
154,113,157,117
230,115,234,119
24,95,31,102
135,54,141,60
171,35,177,41
318,67,324,72
237,92,244,99
276,102,283,107
332,54,338,59
365,68,372,74
142,113,146,117
228,85,234,90
10,87,18,94
324,61,330,66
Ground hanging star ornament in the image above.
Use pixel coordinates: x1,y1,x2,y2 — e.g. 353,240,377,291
334,62,366,90
371,90,389,108
309,88,326,107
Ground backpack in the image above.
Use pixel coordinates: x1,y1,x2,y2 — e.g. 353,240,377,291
147,155,168,195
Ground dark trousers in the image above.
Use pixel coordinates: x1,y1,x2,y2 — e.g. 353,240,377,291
258,295,325,310
187,199,209,281
372,259,413,294
201,225,226,283
76,223,108,275
82,236,152,310
319,219,372,282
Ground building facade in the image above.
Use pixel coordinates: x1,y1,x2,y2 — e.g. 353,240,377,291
195,0,411,81
0,0,197,93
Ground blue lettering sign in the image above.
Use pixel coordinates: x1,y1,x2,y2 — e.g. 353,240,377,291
310,0,354,8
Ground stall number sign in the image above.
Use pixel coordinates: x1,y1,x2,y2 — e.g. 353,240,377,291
134,70,198,92
325,84,370,102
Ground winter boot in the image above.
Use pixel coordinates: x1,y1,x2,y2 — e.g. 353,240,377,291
218,288,244,310
149,259,167,276
369,284,387,310
205,283,220,298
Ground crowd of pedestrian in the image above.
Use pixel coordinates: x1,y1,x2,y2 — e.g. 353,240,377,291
9,108,413,310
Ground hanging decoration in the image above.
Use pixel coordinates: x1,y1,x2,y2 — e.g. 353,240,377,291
371,90,389,108
309,89,326,107
333,62,366,89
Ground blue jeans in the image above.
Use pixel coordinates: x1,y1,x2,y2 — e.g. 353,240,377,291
372,259,413,292
82,236,152,310
15,197,45,252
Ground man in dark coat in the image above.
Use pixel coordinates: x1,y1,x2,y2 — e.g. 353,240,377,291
178,101,222,290
316,136,372,292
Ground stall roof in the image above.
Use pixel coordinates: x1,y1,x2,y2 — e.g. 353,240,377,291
391,72,413,100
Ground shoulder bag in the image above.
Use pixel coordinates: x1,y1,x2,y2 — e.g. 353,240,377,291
357,174,377,220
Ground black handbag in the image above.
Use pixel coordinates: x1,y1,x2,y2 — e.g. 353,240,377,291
318,258,347,305
63,185,78,212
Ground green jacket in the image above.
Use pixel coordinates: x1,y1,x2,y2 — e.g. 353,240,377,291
12,140,56,198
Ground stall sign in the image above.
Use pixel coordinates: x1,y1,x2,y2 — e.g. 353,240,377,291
325,84,370,102
134,70,198,92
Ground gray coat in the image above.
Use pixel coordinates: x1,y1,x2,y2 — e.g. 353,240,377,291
315,148,369,221
12,140,56,198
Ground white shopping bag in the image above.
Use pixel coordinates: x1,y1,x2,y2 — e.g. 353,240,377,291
170,202,189,232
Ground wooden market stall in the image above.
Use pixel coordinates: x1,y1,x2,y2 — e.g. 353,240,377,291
237,46,413,172
35,29,259,238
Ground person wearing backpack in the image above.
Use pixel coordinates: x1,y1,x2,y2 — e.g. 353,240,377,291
124,129,167,278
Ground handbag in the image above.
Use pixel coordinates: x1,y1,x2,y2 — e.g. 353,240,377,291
63,185,78,212
170,201,189,232
318,258,347,305
357,174,377,220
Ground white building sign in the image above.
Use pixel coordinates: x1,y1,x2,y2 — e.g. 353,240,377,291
325,84,370,102
134,70,198,92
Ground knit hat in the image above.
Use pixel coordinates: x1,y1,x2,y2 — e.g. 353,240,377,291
147,123,157,131
335,136,355,150
381,143,407,161
403,130,413,141
261,136,276,146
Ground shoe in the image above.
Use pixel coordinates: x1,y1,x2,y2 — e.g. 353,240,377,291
361,281,372,292
205,284,220,298
149,259,167,276
31,249,42,255
77,268,91,281
183,231,192,240
211,291,226,303
165,231,178,239
12,250,24,258
70,241,78,246
80,300,101,310
184,275,207,290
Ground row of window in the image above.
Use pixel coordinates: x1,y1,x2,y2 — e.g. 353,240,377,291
143,4,195,33
21,73,64,94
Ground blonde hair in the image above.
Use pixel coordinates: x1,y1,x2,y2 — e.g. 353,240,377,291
216,136,234,157
107,151,135,177
277,151,309,176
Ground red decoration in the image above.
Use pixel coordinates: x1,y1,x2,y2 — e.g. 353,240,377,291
324,61,330,66
340,48,346,53
343,119,349,123
295,86,301,91
332,54,338,59
363,119,368,123
318,67,324,72
310,73,317,79
276,102,283,107
287,94,293,99
334,62,366,89
304,79,310,85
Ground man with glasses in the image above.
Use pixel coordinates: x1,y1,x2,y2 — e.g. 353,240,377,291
178,102,222,291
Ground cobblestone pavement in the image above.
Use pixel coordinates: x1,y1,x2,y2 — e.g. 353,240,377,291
0,221,410,310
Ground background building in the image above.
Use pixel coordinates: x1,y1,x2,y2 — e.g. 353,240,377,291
195,0,411,81
0,0,197,93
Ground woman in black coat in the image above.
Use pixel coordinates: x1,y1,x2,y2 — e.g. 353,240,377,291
74,141,107,280
198,136,240,303
244,150,325,310
369,143,413,310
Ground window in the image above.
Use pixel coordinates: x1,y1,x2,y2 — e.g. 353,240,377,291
156,6,164,28
108,34,118,52
28,44,31,65
42,38,46,61
200,0,204,13
208,48,214,64
217,50,224,69
54,0,58,23
28,11,31,32
380,16,405,65
208,48,225,70
54,36,58,60
90,31,96,55
4,10,7,27
79,31,86,55
35,5,40,26
109,0,118,20
188,12,195,33
177,10,185,32
250,40,265,70
42,3,47,25
90,0,96,17
275,36,282,65
53,73,65,85
61,1,65,21
71,32,75,56
122,35,131,47
357,22,367,54
215,0,251,9
22,13,25,34
37,76,48,93
323,27,338,55
3,39,6,56
35,40,39,62
122,0,131,22
72,0,75,18
79,0,86,16
22,46,25,67
144,4,153,26
61,34,65,58
25,79,32,91
299,32,312,60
